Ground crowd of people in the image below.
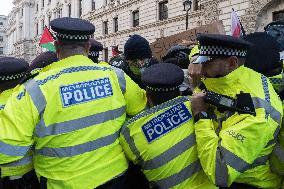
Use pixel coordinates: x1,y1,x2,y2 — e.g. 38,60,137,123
0,16,284,189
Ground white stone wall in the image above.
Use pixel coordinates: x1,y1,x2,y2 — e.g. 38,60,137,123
0,15,7,56
4,0,284,62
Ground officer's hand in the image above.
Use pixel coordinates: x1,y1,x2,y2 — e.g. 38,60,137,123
191,91,208,116
188,63,202,89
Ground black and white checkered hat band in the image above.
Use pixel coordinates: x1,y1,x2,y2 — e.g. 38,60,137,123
266,25,284,29
0,72,26,81
199,45,247,57
147,86,179,92
54,32,90,40
89,51,99,57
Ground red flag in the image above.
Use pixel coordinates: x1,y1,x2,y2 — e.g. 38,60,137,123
39,27,55,52
39,27,54,45
112,46,121,57
231,9,242,37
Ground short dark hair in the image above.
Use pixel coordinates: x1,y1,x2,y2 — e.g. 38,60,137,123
146,89,180,106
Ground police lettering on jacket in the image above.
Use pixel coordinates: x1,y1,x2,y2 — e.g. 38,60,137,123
142,103,192,143
226,130,246,143
60,78,113,107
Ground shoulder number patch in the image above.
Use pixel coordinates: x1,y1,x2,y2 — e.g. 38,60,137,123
142,103,192,143
60,78,113,107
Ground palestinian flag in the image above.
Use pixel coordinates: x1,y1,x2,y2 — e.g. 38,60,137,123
39,26,55,52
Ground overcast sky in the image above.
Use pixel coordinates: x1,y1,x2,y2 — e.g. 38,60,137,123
0,0,14,16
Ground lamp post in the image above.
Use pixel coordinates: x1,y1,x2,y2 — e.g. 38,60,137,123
183,0,192,30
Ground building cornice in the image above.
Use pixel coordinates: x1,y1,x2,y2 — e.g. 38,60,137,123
95,10,204,40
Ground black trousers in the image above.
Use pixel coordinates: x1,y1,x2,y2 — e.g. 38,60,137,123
0,170,40,189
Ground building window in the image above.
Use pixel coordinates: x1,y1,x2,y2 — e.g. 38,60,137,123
104,48,108,62
68,4,72,17
159,1,168,21
48,16,51,27
48,0,51,4
79,0,83,17
113,17,118,32
0,47,3,54
42,20,45,31
36,23,39,35
104,0,108,6
193,0,201,11
36,4,38,12
273,10,284,21
21,8,24,17
132,10,139,27
0,36,3,42
0,22,3,26
103,21,108,35
92,0,96,11
42,0,44,8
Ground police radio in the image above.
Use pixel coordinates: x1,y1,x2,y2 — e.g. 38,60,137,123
204,90,256,116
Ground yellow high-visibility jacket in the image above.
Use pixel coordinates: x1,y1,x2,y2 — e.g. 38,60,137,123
0,55,147,189
195,66,283,188
120,96,217,189
0,88,33,178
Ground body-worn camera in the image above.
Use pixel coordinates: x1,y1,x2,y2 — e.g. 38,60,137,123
204,90,256,116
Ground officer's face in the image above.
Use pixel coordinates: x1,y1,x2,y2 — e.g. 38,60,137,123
128,59,150,76
202,57,231,78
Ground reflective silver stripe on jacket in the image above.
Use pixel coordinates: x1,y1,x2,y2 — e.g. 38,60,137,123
36,130,120,157
35,106,126,137
266,126,281,147
24,79,46,114
0,141,31,157
215,145,269,186
156,160,201,188
1,155,32,167
252,97,281,125
112,67,126,94
142,134,196,170
273,143,284,163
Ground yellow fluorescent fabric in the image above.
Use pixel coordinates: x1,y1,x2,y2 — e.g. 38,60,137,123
196,66,283,188
0,55,146,188
120,96,217,189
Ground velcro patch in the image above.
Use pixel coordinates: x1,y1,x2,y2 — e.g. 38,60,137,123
60,78,113,107
142,103,192,143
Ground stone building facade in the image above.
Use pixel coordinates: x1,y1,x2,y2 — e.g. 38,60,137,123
4,0,284,62
0,15,7,56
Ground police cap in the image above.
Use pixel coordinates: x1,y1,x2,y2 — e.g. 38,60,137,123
194,34,251,64
124,34,152,60
30,51,58,72
142,63,184,92
0,57,29,82
89,39,103,58
264,20,284,30
50,17,95,41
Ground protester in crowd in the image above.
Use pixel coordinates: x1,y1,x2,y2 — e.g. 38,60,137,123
191,34,282,188
242,32,283,94
29,51,58,75
0,56,39,189
88,39,103,63
0,17,147,189
163,45,192,96
120,63,217,189
109,34,159,88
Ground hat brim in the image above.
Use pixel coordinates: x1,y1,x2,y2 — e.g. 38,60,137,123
192,56,211,64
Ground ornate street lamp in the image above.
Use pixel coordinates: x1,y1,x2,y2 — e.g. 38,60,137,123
183,0,192,30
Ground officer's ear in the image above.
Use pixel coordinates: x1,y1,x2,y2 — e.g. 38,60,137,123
85,40,91,54
54,41,60,58
227,56,239,72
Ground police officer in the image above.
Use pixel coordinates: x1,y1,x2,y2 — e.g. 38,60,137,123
0,57,39,189
29,51,58,75
88,39,103,63
109,34,159,88
0,17,147,189
119,63,217,189
242,32,283,93
190,34,283,188
265,20,284,56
